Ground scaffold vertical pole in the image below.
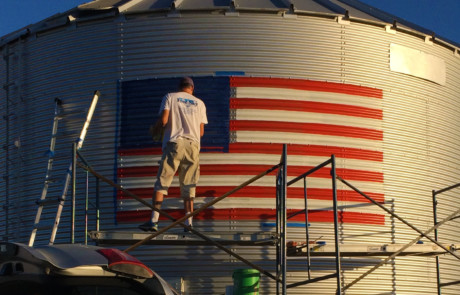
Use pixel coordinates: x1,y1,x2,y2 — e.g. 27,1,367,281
281,144,287,295
276,169,280,295
276,144,288,295
96,178,100,232
71,142,77,244
331,155,342,294
433,189,441,295
85,164,89,245
304,177,312,280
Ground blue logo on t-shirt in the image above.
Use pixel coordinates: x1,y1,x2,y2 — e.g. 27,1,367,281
177,97,197,107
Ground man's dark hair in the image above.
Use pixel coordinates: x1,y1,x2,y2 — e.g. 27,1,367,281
179,77,194,89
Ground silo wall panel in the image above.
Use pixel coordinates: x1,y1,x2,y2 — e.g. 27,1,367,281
0,18,122,245
119,13,344,81
0,40,29,242
340,20,460,294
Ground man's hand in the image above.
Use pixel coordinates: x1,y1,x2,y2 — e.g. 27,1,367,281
149,119,165,142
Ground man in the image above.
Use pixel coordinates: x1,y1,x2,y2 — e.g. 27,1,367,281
139,77,208,232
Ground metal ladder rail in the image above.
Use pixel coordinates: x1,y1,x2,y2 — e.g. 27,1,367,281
49,90,100,245
28,91,100,246
29,98,63,246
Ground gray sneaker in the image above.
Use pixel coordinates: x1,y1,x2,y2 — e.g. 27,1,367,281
138,221,158,232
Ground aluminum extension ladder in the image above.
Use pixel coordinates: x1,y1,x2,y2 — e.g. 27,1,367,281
29,91,100,246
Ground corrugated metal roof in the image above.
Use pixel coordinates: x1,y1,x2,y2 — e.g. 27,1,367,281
337,0,435,35
1,0,459,49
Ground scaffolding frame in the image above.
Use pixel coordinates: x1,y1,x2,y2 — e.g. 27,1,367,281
66,143,460,294
76,147,283,282
278,151,342,293
432,182,460,294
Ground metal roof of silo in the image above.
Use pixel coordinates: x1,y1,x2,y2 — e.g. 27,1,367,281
1,0,459,49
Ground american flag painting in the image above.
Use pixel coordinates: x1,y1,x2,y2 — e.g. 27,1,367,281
117,76,384,225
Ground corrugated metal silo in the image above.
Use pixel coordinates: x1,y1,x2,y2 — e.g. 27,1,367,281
1,0,460,294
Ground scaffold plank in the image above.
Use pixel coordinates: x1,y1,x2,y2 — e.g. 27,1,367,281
287,242,459,257
89,231,277,246
90,230,458,257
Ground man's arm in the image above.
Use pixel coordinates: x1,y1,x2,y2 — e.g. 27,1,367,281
161,109,169,127
200,123,205,137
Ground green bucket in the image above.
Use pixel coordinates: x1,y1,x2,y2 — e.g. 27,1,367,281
232,268,260,295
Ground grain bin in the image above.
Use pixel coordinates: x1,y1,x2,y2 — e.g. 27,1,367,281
1,0,460,294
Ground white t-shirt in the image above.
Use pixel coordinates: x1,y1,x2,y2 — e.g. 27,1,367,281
159,91,208,149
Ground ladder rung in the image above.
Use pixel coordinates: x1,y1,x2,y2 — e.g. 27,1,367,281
44,178,58,184
49,132,75,140
44,150,56,157
43,153,69,162
59,131,77,137
35,198,63,206
56,110,85,119
33,222,55,231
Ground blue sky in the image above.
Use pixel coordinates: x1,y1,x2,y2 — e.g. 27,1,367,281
1,0,459,45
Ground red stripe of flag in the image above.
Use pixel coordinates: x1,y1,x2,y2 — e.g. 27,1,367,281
118,146,221,156
228,143,383,161
118,164,383,182
231,120,383,141
117,209,384,225
230,98,382,120
118,143,383,162
117,187,385,203
230,77,383,99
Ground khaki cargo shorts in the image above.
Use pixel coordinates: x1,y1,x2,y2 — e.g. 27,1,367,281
154,138,200,199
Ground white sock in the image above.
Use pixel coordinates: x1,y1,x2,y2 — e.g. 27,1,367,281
151,211,160,223
151,200,162,223
185,212,193,226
